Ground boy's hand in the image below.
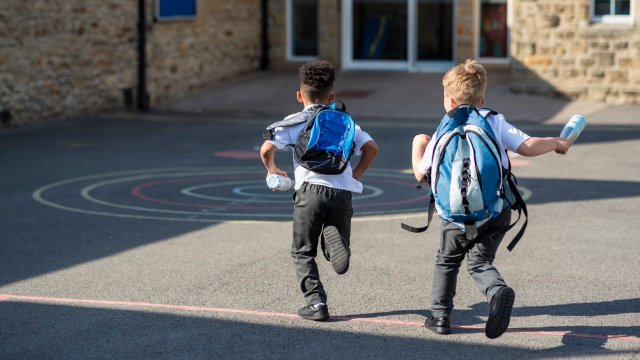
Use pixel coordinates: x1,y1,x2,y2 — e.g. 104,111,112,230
260,141,288,182
266,167,288,180
266,168,289,192
554,138,571,155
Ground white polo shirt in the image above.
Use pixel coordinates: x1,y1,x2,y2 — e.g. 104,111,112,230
417,112,530,174
268,106,374,193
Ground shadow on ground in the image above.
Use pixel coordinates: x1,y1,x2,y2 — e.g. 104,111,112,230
1,301,638,359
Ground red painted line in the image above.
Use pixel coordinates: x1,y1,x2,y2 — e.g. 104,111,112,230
212,151,260,160
130,176,291,211
1,294,638,343
130,175,427,210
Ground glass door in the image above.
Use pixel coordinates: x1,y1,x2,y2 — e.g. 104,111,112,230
342,0,454,71
415,0,454,70
344,0,408,70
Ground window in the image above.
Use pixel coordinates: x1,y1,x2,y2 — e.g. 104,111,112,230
592,0,633,24
155,0,197,21
479,0,508,59
287,0,319,60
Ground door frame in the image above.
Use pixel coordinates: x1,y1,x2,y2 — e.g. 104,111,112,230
341,0,456,72
286,0,320,62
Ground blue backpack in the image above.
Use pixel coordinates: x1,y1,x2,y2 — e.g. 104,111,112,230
401,105,528,251
263,101,356,175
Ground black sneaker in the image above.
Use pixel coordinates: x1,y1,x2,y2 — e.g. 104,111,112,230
424,315,451,335
323,226,349,275
485,286,515,339
297,303,329,321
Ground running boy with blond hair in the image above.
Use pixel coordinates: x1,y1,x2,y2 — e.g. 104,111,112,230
410,59,571,338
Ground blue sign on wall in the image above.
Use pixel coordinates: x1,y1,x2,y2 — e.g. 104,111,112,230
155,0,197,21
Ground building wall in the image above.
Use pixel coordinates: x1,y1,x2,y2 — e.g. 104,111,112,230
3,0,638,125
267,0,480,69
267,0,341,70
0,1,138,124
456,0,476,61
511,0,640,104
148,1,262,105
0,0,262,125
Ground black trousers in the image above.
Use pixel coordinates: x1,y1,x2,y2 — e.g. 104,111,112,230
431,207,512,317
292,183,352,305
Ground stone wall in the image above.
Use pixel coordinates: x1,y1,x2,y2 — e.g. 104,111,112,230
148,1,261,105
266,0,287,69
456,0,476,61
0,0,262,125
511,0,640,104
267,0,340,70
0,1,138,124
317,0,341,66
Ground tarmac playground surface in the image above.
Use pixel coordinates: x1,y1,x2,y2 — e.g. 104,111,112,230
1,70,640,359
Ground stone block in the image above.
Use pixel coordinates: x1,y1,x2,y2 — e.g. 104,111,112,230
614,42,629,50
524,55,552,66
590,41,609,51
579,58,595,67
541,15,560,27
587,87,609,102
595,52,615,66
607,70,628,83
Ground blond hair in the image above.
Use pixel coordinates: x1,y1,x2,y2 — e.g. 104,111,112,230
442,59,487,106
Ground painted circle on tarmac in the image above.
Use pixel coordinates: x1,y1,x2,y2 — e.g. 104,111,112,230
32,167,431,222
33,167,532,223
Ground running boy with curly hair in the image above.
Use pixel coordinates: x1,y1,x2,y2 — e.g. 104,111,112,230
260,60,378,321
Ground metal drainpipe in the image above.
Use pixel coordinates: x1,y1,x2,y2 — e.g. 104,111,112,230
137,0,150,110
261,0,270,70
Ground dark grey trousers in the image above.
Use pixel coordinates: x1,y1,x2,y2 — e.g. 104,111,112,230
431,208,512,318
292,183,352,305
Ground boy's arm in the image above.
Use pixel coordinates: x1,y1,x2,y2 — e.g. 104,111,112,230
260,141,288,179
516,137,571,157
412,134,431,182
352,140,378,180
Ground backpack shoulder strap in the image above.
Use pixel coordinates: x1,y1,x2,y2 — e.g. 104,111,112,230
263,105,323,140
330,100,347,112
478,107,498,118
489,173,528,251
505,173,528,251
401,194,436,233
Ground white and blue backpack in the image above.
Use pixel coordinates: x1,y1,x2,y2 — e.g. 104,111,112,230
401,105,528,251
263,101,356,175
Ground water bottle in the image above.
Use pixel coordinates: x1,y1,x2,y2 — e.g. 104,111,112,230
267,174,294,191
560,114,587,143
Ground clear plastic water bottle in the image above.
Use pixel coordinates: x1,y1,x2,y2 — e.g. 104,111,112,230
560,114,587,143
267,174,294,191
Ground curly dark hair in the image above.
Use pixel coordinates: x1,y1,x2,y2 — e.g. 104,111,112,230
298,60,336,102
